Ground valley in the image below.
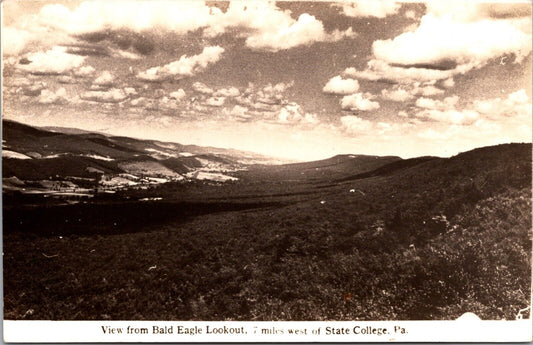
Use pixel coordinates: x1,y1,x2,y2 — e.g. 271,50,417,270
2,120,532,321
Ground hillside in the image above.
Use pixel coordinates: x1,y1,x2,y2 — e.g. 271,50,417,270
2,120,531,321
2,120,405,198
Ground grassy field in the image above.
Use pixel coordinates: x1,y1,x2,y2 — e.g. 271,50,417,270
3,143,531,320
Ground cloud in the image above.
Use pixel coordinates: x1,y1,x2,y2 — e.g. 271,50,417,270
413,90,531,127
74,65,96,77
81,88,128,103
204,2,355,51
340,115,373,134
124,87,137,96
473,89,532,120
18,81,47,96
417,118,502,141
323,76,360,95
342,4,531,87
344,59,459,83
425,2,532,22
169,89,186,100
276,102,318,125
2,27,30,56
341,93,380,111
93,71,115,86
416,109,480,125
130,97,150,108
16,46,86,75
413,95,476,125
404,10,417,20
57,75,77,84
256,81,294,105
442,78,455,88
381,82,445,102
137,46,224,82
381,87,413,102
415,96,459,110
38,87,68,104
75,30,154,57
192,82,214,95
416,84,444,96
215,87,240,97
243,12,355,52
36,1,215,35
235,82,294,109
334,1,401,18
27,1,353,54
261,81,294,95
373,14,531,68
204,96,226,107
158,96,182,111
223,105,251,121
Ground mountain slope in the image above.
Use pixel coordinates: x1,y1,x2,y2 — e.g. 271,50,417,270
1,120,279,188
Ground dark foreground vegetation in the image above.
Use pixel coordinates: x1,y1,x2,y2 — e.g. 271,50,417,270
3,143,532,320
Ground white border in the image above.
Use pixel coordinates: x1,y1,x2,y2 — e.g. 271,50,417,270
3,320,533,343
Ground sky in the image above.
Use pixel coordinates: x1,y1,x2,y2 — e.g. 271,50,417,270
2,1,532,161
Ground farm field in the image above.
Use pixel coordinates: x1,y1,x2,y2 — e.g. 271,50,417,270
3,141,531,320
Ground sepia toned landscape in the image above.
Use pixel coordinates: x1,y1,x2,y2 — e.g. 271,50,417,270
3,120,531,320
2,1,532,322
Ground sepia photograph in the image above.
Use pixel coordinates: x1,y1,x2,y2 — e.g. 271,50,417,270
2,0,532,342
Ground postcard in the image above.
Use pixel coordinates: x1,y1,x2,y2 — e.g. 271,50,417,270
2,0,532,342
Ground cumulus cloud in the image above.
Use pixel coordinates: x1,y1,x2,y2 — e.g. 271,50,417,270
130,97,150,107
215,87,240,97
416,109,480,125
417,118,503,141
18,81,47,96
38,87,68,104
426,2,531,22
57,75,77,84
223,105,251,121
27,1,353,54
73,65,96,77
381,87,413,102
413,90,531,127
413,95,476,125
275,102,318,125
169,89,186,100
158,96,182,111
16,46,86,75
192,82,214,95
137,46,224,82
341,3,531,87
416,96,459,110
341,93,380,111
81,88,128,103
373,14,531,68
404,10,417,20
124,87,137,96
333,1,401,18
93,71,115,86
323,76,360,95
256,81,294,105
231,82,295,116
243,11,355,52
205,96,226,107
37,1,215,35
473,89,532,120
442,78,455,88
2,27,31,56
340,115,373,134
344,59,459,83
381,82,445,102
